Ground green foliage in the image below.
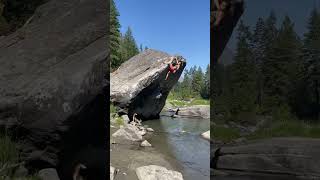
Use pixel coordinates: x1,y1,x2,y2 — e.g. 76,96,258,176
214,10,319,126
166,96,209,107
110,1,140,71
0,134,40,179
300,7,320,120
200,65,210,99
110,103,116,114
0,135,19,176
119,27,139,65
212,125,241,142
114,115,124,126
263,16,302,111
110,0,121,71
248,119,320,139
229,21,257,114
171,64,210,100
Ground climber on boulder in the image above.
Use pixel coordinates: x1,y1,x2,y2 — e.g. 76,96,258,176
165,57,182,80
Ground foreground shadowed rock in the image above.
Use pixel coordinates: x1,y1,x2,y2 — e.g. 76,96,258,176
211,0,244,64
111,49,186,120
212,138,320,179
0,0,108,178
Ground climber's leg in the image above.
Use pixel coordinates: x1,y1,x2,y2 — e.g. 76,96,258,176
165,71,171,80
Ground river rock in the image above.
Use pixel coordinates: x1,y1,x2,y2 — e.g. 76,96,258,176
201,130,210,141
121,115,130,124
111,49,186,120
174,105,210,119
213,138,320,179
140,140,152,147
138,129,147,136
112,124,143,142
110,166,115,180
136,165,183,180
0,0,108,172
146,127,154,132
38,168,60,180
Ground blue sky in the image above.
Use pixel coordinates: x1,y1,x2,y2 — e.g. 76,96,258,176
115,0,210,71
227,0,320,50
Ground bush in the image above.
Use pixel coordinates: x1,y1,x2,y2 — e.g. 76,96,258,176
110,103,116,114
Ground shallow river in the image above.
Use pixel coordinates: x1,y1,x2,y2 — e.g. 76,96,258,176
143,115,210,180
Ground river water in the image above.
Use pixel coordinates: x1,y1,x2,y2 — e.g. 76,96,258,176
143,115,210,180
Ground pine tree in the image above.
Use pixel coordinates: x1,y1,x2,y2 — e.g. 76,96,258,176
263,16,302,110
230,20,257,114
201,65,210,99
119,27,139,65
180,69,192,99
191,66,204,96
301,8,320,120
261,11,279,110
110,0,121,71
252,17,266,107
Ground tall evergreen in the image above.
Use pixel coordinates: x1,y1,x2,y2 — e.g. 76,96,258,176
110,0,121,71
191,66,204,95
230,20,257,114
302,8,320,120
252,17,266,107
263,16,302,110
119,27,139,64
261,11,279,109
201,64,210,99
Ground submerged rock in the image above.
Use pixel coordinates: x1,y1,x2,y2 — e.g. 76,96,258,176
201,130,210,141
140,140,152,147
146,127,154,132
111,49,186,120
136,165,183,180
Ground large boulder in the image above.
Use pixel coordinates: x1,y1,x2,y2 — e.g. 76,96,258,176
0,0,108,178
111,49,186,120
212,138,320,179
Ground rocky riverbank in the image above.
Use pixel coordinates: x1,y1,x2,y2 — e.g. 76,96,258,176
110,115,184,180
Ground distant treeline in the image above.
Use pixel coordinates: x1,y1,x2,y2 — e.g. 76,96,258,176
171,65,210,100
213,10,320,122
110,0,147,71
